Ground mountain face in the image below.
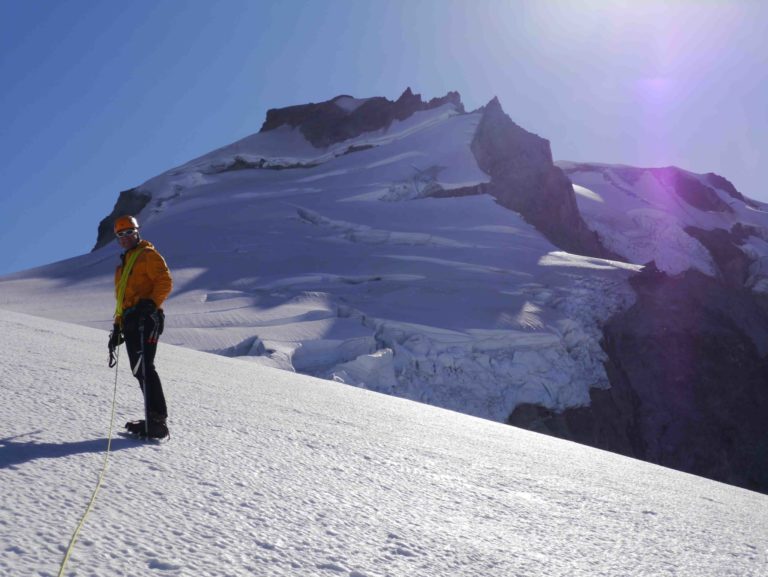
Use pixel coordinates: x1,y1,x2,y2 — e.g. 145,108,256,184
511,265,768,491
527,162,768,492
471,99,610,259
4,89,768,493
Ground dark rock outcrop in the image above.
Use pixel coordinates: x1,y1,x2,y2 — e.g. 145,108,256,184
212,156,320,173
93,188,152,250
684,226,753,287
705,172,759,208
260,88,465,148
656,167,733,213
471,98,611,258
512,266,768,494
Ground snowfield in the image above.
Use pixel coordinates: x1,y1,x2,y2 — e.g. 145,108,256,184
2,309,767,576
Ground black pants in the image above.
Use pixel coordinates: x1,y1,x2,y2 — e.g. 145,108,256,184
123,311,167,420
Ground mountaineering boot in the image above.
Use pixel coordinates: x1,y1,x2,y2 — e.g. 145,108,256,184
125,419,145,434
146,413,169,439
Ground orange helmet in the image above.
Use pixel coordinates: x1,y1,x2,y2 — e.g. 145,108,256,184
113,215,139,234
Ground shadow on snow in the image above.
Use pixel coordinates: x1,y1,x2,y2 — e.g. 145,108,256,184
0,433,140,468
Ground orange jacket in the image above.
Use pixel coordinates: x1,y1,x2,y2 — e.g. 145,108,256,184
114,240,173,323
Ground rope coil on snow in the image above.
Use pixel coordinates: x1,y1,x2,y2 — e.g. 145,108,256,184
57,343,121,577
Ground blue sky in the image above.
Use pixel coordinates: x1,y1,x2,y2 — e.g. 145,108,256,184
1,0,766,275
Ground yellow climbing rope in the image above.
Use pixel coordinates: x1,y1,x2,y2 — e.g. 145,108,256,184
57,344,121,577
114,247,145,320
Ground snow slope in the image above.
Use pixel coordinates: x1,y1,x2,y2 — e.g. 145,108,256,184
2,308,766,577
0,102,642,424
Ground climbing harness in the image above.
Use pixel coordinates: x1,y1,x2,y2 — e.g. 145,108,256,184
56,343,121,577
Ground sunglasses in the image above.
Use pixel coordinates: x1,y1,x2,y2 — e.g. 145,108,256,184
115,228,138,238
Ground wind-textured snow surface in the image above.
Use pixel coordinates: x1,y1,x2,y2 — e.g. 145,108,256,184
2,309,767,577
0,103,642,424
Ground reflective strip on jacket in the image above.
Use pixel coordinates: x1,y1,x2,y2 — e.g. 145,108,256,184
113,240,172,323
